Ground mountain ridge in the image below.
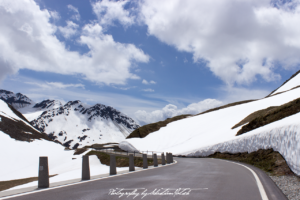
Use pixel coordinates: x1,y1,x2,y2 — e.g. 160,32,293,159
0,90,140,149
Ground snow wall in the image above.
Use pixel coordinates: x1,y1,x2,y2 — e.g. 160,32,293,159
183,124,300,176
120,124,300,176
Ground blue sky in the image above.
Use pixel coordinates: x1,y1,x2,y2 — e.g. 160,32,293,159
1,0,300,125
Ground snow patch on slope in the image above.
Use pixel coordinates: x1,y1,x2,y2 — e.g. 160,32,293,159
273,72,300,95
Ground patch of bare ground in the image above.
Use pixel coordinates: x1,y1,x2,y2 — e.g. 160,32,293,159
207,149,293,176
5,102,30,123
0,115,51,142
126,114,192,139
233,97,300,136
86,151,161,167
0,175,56,192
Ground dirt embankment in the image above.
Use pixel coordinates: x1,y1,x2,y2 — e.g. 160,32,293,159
207,149,293,176
0,115,51,142
127,114,192,139
233,97,300,136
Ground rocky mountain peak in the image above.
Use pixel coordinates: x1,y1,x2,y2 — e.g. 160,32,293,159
33,99,62,110
0,89,34,109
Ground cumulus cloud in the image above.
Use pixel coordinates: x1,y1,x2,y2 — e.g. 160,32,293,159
67,4,80,21
50,11,60,21
58,21,79,38
92,0,135,27
138,0,300,85
0,0,149,85
142,79,156,84
135,99,223,125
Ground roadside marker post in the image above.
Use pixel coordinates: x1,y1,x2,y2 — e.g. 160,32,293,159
161,153,166,165
170,153,173,163
38,157,49,188
166,153,170,164
143,154,148,169
129,154,135,172
82,155,90,181
153,154,158,167
110,155,117,175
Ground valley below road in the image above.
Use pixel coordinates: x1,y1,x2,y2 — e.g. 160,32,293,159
3,158,287,200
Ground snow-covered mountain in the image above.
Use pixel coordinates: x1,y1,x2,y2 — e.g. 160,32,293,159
0,89,34,109
31,100,139,149
0,90,140,149
120,70,300,176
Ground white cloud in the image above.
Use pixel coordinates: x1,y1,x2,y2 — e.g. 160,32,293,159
67,4,80,21
142,79,156,84
92,0,135,27
135,98,223,125
138,0,300,86
58,21,79,38
0,0,149,85
25,81,85,90
142,88,154,92
50,11,60,21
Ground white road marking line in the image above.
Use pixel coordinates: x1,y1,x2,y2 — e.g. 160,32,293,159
222,160,269,200
0,161,177,199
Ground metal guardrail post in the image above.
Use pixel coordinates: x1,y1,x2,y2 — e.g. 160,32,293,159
110,155,117,175
82,155,90,180
129,154,135,171
143,154,148,169
153,153,158,167
38,157,49,188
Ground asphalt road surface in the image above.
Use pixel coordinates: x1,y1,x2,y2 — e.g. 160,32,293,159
5,158,287,200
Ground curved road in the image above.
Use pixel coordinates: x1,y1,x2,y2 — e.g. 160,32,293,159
4,158,287,200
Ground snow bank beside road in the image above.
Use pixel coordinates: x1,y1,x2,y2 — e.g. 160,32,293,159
184,113,300,176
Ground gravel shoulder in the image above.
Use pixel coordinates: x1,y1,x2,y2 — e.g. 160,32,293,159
269,175,300,200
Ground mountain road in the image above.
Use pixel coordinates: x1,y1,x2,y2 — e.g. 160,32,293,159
3,158,287,200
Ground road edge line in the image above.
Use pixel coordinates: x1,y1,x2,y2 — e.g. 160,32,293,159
223,160,269,200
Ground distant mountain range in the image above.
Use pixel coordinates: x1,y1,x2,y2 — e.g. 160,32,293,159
0,90,139,149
